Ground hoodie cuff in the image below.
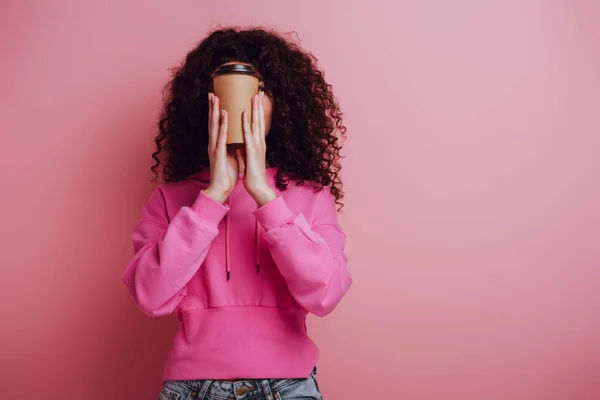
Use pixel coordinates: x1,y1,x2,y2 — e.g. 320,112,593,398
191,191,230,225
254,196,296,231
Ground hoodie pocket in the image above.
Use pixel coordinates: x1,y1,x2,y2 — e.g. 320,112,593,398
272,377,322,400
159,386,180,400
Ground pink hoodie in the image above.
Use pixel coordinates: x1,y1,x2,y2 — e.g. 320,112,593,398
122,168,351,379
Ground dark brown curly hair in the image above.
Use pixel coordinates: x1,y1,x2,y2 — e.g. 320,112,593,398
152,26,346,206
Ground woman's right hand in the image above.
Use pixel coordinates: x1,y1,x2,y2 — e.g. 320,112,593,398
204,93,239,204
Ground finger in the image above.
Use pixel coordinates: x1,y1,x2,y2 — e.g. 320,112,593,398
210,95,221,149
251,95,260,137
259,92,266,142
208,93,218,152
216,110,228,154
242,109,253,147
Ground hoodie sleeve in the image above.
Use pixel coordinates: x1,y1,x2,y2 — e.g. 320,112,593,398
122,188,229,317
253,188,352,317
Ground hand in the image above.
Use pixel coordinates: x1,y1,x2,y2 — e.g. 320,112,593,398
204,93,239,204
242,92,276,206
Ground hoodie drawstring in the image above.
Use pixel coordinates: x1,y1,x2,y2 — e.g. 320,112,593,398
226,196,231,281
255,219,261,274
224,194,261,281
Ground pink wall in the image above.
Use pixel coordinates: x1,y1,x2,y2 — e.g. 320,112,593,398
1,0,599,399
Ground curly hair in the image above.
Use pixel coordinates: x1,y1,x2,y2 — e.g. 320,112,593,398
152,26,346,206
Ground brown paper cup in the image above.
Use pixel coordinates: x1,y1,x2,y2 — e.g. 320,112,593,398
213,72,259,149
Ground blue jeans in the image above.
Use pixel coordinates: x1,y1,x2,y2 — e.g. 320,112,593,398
159,368,322,400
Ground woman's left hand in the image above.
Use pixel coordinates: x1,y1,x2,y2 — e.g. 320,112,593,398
242,92,277,206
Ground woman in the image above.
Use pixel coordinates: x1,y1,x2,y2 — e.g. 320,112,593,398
122,27,351,400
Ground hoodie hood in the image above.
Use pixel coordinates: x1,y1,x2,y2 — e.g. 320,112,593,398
187,167,280,280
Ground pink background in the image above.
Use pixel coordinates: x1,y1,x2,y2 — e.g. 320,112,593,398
1,0,599,399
